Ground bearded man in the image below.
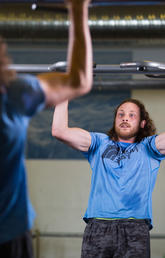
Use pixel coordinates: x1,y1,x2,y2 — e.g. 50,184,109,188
52,98,165,258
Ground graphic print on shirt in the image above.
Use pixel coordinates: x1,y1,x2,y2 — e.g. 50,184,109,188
102,144,138,165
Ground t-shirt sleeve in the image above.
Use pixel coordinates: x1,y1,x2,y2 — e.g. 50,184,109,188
82,132,106,161
7,74,46,117
143,135,165,161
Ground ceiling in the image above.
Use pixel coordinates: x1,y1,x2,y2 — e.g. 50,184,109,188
0,0,165,5
0,1,165,40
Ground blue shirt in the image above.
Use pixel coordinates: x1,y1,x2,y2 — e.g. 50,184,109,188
0,74,45,243
83,133,165,227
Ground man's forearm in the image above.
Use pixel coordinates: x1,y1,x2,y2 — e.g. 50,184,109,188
52,100,69,136
67,1,93,91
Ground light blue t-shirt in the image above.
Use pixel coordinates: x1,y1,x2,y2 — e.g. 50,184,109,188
0,74,45,243
83,133,165,228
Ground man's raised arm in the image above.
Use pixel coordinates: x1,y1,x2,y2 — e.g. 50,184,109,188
38,0,93,106
52,100,91,152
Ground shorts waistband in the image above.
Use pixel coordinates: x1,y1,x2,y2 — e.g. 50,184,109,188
90,218,150,225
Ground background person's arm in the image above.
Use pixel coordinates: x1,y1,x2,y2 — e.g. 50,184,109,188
52,100,91,152
37,0,93,106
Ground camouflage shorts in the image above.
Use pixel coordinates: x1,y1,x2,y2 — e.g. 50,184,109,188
81,218,150,258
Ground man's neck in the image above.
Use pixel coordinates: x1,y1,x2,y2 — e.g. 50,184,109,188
117,137,135,144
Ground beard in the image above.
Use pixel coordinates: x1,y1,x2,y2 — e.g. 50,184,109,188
115,123,141,141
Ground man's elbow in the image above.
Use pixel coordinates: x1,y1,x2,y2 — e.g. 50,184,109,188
52,128,64,140
78,83,92,97
71,75,93,96
82,78,93,94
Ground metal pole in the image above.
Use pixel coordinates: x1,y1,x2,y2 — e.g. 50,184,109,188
35,229,40,258
8,61,165,77
32,230,165,239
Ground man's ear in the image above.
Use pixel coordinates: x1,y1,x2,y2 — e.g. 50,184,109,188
140,120,146,128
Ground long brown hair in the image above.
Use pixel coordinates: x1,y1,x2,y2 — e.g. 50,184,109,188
0,37,16,88
108,98,156,142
